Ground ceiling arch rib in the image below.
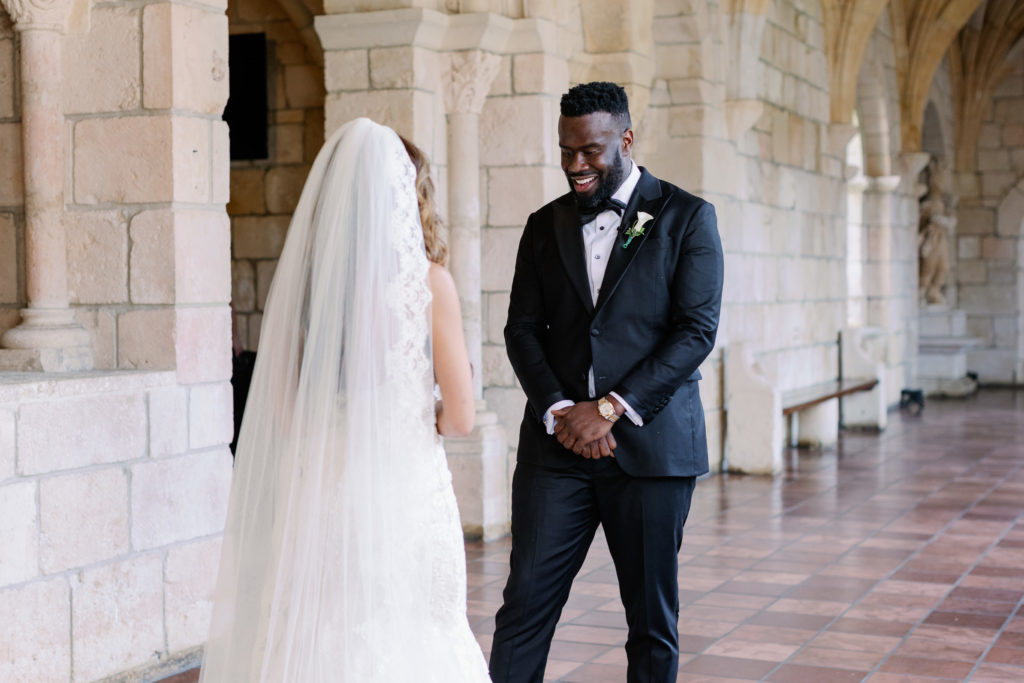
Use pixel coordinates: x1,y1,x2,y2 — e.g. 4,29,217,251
951,0,1024,171
822,0,890,124
896,0,985,151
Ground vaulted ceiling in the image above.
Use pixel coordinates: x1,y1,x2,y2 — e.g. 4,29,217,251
950,0,1024,170
820,0,1023,166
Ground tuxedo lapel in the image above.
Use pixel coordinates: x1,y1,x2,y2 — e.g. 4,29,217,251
551,199,595,315
594,169,663,313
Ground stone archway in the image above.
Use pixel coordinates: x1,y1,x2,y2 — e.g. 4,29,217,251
820,0,890,125
922,100,944,159
990,176,1024,382
226,0,325,352
854,28,899,178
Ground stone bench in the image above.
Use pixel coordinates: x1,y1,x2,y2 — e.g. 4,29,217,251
724,327,887,474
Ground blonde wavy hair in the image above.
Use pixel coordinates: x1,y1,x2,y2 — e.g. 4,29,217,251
400,136,448,267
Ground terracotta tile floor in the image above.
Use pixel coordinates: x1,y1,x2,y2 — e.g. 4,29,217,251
168,389,1024,682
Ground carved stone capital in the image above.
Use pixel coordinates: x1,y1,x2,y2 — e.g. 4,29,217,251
867,174,901,193
2,0,75,31
441,50,501,115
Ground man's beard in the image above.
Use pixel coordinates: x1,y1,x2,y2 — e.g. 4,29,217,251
569,153,627,213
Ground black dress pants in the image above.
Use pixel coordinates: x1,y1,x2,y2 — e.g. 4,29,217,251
489,457,696,683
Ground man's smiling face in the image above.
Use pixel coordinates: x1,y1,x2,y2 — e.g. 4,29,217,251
558,111,633,214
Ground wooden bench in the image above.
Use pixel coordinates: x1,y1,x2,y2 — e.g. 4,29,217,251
725,328,887,474
782,379,879,416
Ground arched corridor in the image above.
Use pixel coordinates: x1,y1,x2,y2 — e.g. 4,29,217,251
1,0,1023,679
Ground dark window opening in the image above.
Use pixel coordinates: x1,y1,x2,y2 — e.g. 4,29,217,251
224,33,269,161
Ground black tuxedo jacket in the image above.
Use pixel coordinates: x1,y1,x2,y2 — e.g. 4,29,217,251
505,167,724,477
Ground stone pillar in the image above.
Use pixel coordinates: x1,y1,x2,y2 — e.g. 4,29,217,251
440,47,509,540
858,151,928,405
316,9,513,538
442,50,500,399
0,0,92,372
861,173,903,404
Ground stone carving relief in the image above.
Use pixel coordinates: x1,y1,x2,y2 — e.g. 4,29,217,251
917,157,957,306
441,50,501,115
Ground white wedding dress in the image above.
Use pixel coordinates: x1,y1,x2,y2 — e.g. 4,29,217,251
199,118,490,682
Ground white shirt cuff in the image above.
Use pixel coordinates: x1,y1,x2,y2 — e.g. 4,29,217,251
544,400,575,434
609,391,643,427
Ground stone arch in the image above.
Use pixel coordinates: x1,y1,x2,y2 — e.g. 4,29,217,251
854,26,899,177
921,52,957,166
921,100,944,159
227,0,326,350
819,0,890,124
270,0,323,65
997,175,1024,239
985,175,1024,383
950,0,1024,172
890,0,985,151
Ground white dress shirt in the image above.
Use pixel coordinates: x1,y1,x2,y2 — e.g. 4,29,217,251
544,161,644,434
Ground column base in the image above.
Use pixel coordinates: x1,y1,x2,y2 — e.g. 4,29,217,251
0,308,94,372
443,402,509,541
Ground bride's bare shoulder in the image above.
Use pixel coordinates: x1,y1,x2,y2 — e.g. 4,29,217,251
427,262,457,300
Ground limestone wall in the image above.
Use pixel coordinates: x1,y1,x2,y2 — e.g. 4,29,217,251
639,0,727,465
0,1,235,680
57,0,232,374
477,5,577,485
0,372,232,682
0,11,23,336
959,59,1024,383
731,0,846,392
228,0,325,351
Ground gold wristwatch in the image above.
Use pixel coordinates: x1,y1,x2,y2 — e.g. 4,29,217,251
597,396,619,423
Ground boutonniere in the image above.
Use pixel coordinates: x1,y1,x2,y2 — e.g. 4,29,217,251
622,211,653,248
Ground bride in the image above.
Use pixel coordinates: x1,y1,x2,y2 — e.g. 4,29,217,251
199,118,490,682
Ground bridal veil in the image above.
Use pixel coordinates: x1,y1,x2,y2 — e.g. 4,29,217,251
200,118,457,681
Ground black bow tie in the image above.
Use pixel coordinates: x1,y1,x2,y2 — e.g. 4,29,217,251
578,198,626,226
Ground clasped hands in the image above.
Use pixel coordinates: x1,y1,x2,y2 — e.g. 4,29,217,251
552,401,617,459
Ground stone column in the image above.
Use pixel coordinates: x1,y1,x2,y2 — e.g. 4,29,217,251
0,0,92,372
858,151,928,405
315,9,514,539
440,48,509,540
442,50,499,399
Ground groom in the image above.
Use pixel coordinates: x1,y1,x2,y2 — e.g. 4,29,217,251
489,82,724,683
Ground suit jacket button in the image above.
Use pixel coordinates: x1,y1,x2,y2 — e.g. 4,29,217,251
590,329,600,337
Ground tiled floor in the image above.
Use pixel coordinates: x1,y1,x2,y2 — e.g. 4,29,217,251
169,389,1024,682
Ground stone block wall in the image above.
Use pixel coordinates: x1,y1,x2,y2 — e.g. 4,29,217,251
58,0,231,373
959,59,1024,383
478,19,574,480
0,372,232,682
639,0,727,467
228,0,325,351
0,11,22,337
731,0,847,393
1,1,236,680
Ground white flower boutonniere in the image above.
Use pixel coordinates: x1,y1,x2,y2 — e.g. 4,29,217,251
622,211,654,249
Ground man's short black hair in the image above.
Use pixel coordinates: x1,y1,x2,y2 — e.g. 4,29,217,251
560,82,631,127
